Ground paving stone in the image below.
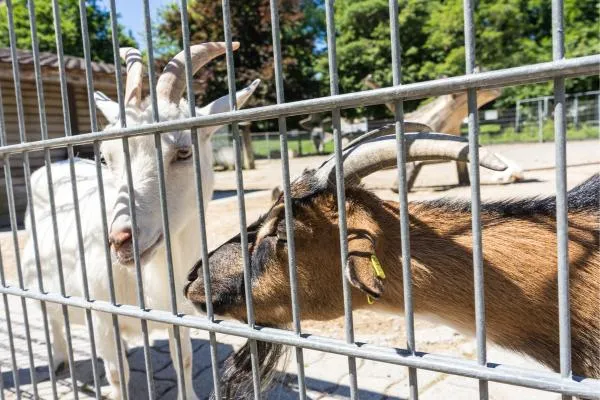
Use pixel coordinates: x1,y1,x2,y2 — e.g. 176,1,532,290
333,360,407,400
419,373,562,400
302,352,350,393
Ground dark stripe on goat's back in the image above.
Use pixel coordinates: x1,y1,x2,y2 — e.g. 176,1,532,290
419,173,599,217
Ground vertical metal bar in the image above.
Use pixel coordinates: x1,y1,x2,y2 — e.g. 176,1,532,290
268,1,307,398
97,3,156,396
49,1,86,396
463,1,489,398
324,1,359,398
76,1,109,396
25,1,63,396
0,289,18,399
177,1,222,397
551,2,572,399
597,95,600,132
388,1,418,398
4,1,40,396
120,142,156,399
221,1,262,398
538,100,544,142
140,1,188,398
0,361,4,400
105,1,137,398
3,158,36,398
0,81,21,400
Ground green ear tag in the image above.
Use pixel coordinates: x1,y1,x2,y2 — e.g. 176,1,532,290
371,255,386,279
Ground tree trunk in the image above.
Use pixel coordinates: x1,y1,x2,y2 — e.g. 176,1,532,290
241,124,255,170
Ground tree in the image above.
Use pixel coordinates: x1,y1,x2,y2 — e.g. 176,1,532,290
318,0,599,118
420,0,598,107
0,0,136,63
157,0,325,129
316,0,431,118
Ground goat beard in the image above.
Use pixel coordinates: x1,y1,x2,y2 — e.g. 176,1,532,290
211,335,288,400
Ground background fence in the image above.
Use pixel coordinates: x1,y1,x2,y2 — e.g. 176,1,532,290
211,90,600,164
0,0,599,399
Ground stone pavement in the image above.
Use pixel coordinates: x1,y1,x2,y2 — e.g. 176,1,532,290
0,296,564,399
1,140,598,399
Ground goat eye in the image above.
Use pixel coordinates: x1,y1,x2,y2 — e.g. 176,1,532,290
177,147,193,160
100,154,107,166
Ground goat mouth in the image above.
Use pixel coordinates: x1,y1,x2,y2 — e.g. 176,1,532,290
114,234,163,266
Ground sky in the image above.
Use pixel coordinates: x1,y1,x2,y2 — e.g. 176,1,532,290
100,0,176,50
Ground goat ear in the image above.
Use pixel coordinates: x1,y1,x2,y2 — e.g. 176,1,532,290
271,185,282,202
196,79,261,139
94,91,120,124
345,233,385,299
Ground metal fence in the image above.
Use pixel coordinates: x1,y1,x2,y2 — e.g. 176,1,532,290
0,0,599,399
212,90,600,161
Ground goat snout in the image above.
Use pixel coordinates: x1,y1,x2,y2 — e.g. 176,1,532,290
109,228,132,252
187,262,200,282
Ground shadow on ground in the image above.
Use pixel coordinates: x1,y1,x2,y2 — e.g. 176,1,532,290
2,338,405,399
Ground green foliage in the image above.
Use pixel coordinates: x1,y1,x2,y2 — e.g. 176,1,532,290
157,0,324,130
0,0,136,63
317,0,599,118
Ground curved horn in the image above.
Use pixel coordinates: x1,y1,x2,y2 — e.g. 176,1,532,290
119,47,143,107
156,42,240,104
313,131,508,187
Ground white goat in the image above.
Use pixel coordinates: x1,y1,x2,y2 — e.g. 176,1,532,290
23,42,259,399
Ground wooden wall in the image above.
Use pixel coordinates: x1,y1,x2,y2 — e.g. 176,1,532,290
0,77,117,228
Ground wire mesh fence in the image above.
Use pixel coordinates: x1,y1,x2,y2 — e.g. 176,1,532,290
0,0,599,399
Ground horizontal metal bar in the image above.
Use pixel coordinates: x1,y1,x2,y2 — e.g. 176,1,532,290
2,285,598,398
0,55,597,156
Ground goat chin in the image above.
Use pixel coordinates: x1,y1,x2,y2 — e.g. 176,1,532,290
215,334,288,400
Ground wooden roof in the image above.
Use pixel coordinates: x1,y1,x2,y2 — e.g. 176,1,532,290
0,48,120,89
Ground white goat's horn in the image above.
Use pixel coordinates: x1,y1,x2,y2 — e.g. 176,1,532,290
313,130,508,187
156,42,240,104
119,47,143,107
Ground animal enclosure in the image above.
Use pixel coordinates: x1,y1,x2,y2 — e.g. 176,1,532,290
0,0,599,399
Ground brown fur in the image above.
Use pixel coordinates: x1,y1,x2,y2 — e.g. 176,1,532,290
186,182,599,380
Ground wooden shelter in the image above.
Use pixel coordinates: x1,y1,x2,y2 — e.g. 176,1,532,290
0,48,119,228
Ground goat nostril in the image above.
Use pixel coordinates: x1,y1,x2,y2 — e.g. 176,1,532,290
109,228,132,250
187,263,200,281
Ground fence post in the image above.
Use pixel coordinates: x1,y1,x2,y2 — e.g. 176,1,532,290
266,132,271,160
240,122,255,169
597,94,600,138
573,95,579,130
538,99,544,142
515,100,521,132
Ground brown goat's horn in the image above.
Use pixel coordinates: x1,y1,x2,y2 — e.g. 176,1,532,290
156,42,239,104
314,129,508,187
119,47,143,107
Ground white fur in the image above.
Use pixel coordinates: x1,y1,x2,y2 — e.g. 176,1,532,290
22,79,260,399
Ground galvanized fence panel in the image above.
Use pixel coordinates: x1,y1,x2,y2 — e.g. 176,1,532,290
0,0,599,399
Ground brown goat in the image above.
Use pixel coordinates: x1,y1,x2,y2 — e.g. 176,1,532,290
185,131,599,397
